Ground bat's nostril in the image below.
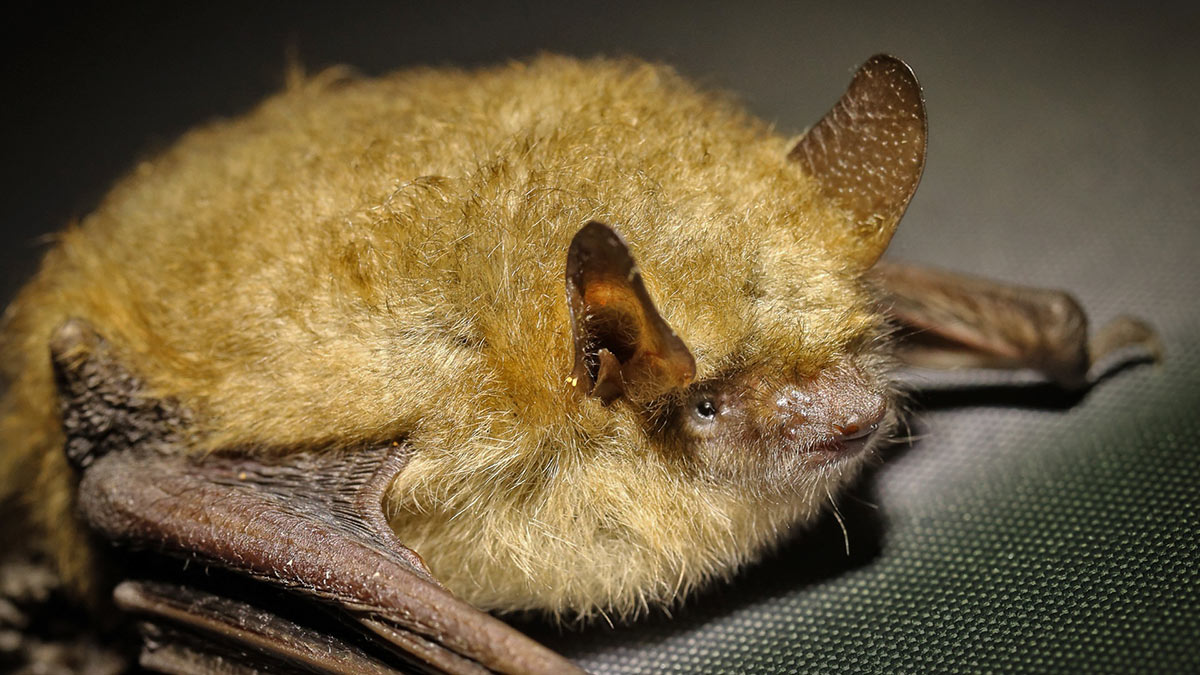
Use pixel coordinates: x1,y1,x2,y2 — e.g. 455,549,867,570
834,399,886,442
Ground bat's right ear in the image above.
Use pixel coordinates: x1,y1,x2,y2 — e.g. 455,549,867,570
50,318,184,470
789,54,927,270
565,222,696,404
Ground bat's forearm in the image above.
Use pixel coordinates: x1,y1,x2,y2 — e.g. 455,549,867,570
875,260,1161,388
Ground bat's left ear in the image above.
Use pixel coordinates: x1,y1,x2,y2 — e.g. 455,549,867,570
789,54,927,270
565,221,696,404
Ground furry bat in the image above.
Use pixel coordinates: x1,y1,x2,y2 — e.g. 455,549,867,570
0,54,1159,673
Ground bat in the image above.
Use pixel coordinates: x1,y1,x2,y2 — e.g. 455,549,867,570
0,54,1159,673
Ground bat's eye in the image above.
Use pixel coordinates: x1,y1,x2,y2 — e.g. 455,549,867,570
693,399,718,422
682,386,731,438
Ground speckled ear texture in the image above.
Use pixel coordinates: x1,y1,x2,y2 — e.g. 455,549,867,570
789,55,927,269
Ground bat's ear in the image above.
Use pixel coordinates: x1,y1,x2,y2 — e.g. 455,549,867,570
50,317,182,470
565,221,696,404
789,54,927,270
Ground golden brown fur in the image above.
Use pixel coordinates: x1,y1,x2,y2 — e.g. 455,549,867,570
0,56,890,620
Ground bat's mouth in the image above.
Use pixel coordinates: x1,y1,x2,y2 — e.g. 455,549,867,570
812,419,881,456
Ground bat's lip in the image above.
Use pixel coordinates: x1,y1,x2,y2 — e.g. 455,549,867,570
811,421,880,456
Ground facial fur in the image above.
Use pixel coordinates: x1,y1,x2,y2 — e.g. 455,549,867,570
0,56,903,619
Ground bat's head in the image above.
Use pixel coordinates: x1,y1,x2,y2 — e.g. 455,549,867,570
389,55,926,618
565,217,894,495
563,55,924,494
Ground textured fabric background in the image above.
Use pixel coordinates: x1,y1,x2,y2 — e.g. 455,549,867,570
3,3,1197,673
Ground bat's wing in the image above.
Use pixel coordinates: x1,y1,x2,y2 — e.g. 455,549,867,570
873,261,1162,388
51,319,581,675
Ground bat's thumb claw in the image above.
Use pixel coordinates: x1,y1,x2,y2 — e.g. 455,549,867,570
1087,315,1164,382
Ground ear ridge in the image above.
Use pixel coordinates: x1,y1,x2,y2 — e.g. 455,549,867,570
565,222,696,403
789,54,927,269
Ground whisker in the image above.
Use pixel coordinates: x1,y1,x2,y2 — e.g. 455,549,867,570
826,486,851,557
844,492,879,510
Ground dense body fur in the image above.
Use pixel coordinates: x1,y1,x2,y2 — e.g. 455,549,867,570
0,56,890,619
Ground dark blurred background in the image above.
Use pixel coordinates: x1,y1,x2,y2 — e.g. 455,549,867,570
3,2,1198,672
6,3,1196,302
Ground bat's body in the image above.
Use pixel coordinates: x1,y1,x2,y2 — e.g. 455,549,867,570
0,55,1157,672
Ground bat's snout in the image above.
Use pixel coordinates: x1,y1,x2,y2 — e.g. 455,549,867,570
773,366,887,455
